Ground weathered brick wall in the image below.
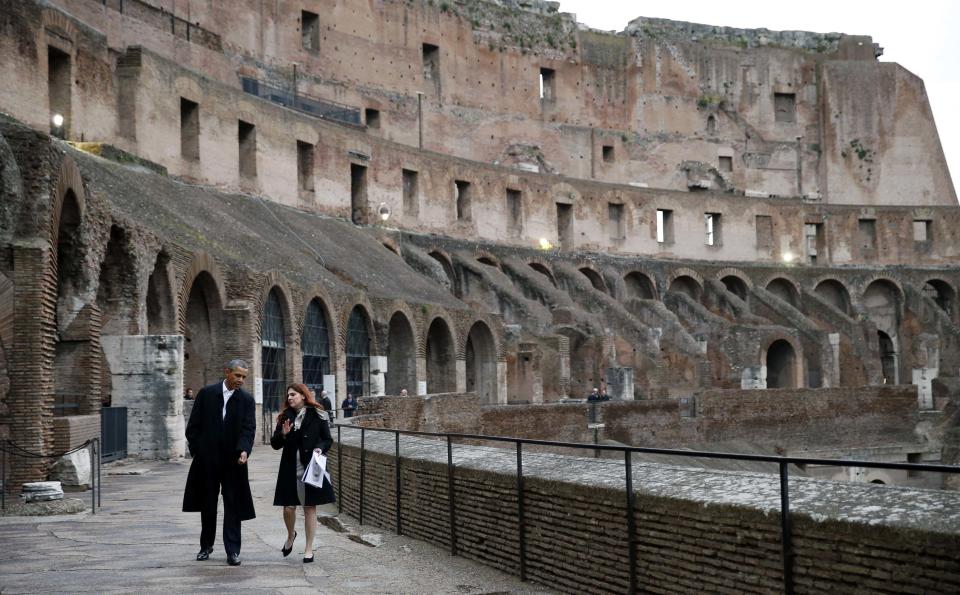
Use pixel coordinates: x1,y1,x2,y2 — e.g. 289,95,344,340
52,413,100,453
356,393,482,434
328,433,960,594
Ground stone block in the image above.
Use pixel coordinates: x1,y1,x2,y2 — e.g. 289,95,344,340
49,450,92,489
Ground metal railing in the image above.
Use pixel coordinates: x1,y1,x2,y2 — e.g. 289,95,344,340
240,77,362,126
332,423,960,595
1,438,102,515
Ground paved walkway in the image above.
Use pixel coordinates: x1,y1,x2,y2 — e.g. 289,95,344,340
0,447,552,594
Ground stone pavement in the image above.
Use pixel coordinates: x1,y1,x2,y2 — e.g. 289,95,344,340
0,447,553,594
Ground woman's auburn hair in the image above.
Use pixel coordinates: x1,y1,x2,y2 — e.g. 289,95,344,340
276,382,321,425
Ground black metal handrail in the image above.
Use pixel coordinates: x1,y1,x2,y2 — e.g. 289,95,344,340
0,438,102,515
332,422,959,595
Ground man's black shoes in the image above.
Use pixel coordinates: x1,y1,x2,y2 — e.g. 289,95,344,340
227,553,242,566
196,547,213,561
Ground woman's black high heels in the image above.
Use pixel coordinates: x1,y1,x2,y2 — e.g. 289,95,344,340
281,531,297,557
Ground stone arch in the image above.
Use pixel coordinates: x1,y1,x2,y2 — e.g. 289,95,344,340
344,304,374,397
254,272,297,345
668,274,703,302
667,268,704,297
428,249,458,296
766,277,800,308
475,251,502,270
95,224,139,335
177,252,228,334
716,268,752,301
706,114,717,135
765,338,801,389
578,265,608,294
386,310,418,396
877,330,898,384
425,315,457,394
814,278,852,316
301,295,337,399
528,261,557,286
623,271,657,300
49,156,86,247
921,278,957,321
862,279,903,335
182,270,226,393
146,249,177,334
465,320,498,404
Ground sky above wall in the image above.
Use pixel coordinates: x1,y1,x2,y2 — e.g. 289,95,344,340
558,0,960,202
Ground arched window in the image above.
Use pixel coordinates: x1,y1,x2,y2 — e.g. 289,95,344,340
261,289,286,412
346,307,370,397
301,299,331,398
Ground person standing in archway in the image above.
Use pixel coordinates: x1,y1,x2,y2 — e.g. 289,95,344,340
182,359,257,566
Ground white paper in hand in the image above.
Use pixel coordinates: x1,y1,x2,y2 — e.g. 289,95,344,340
301,451,329,488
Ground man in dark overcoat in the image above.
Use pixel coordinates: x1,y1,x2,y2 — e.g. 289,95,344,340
182,359,257,566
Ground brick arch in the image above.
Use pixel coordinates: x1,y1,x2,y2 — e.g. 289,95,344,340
666,267,705,289
576,262,609,294
338,297,379,355
378,301,423,355
41,8,80,43
759,333,805,389
622,270,658,301
173,76,205,104
550,181,581,204
859,276,906,306
419,309,460,360
459,313,505,361
714,267,754,289
382,303,420,396
426,248,458,296
254,271,297,346
424,311,459,394
146,248,177,335
298,284,339,345
762,274,801,295
811,277,853,315
474,250,502,270
526,259,557,286
49,155,86,250
176,251,227,334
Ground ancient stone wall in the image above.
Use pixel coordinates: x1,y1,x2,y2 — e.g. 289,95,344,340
328,431,960,594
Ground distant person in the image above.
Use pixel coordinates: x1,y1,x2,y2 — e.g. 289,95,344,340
341,394,358,418
184,388,194,400
271,383,334,564
587,388,601,402
318,390,334,421
599,387,611,401
399,388,408,397
182,359,256,567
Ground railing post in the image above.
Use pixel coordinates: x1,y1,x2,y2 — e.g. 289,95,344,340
395,431,402,535
516,441,526,581
89,440,96,515
2,440,6,510
625,450,637,594
96,438,101,508
337,425,342,514
359,428,366,525
779,461,794,595
447,435,457,556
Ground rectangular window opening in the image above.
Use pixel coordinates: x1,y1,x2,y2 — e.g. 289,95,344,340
539,67,555,102
365,108,380,130
705,212,722,246
608,203,624,241
858,218,877,258
180,98,200,161
556,202,573,250
302,11,320,51
756,215,773,250
913,219,932,243
422,43,440,94
351,164,368,224
297,140,314,192
48,46,72,137
719,155,733,173
507,188,523,235
602,145,615,163
657,209,674,244
455,180,471,221
774,92,796,123
805,222,824,264
402,169,419,217
238,120,257,179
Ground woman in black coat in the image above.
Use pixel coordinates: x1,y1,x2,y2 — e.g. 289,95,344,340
271,383,335,563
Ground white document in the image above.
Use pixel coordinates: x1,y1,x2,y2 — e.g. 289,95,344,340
301,451,329,488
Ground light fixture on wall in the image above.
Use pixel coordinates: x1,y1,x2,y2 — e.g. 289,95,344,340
538,238,553,250
782,251,795,263
51,113,65,139
378,202,391,222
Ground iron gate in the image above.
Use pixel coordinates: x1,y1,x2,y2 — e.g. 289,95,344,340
100,406,128,462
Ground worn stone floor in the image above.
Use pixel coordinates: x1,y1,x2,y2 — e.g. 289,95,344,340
0,447,552,594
